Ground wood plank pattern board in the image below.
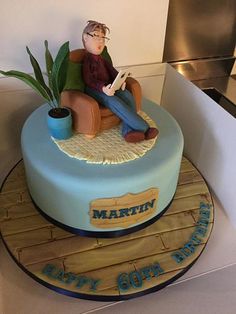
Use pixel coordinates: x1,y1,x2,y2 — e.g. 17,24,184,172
0,158,214,301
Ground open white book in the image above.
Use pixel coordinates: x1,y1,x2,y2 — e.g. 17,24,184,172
110,69,131,91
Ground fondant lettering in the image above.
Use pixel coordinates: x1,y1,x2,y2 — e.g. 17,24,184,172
138,204,146,213
109,210,119,219
119,208,130,217
171,252,185,264
117,262,164,291
42,264,100,291
93,210,107,219
129,271,142,288
55,269,65,282
151,263,164,277
65,272,77,284
130,206,139,215
140,266,152,280
183,241,195,254
200,209,210,219
145,199,155,210
117,273,130,291
90,278,101,291
90,188,159,228
195,226,207,237
190,234,202,245
42,263,56,276
171,202,211,264
200,202,211,210
139,199,155,213
92,199,156,220
198,218,209,228
76,276,89,288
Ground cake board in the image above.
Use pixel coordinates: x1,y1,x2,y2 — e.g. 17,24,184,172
0,157,214,301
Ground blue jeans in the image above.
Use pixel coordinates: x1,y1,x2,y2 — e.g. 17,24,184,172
85,87,149,136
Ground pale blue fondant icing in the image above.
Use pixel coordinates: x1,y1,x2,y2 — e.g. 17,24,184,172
21,99,184,231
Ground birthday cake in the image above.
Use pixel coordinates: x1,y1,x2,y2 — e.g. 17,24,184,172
1,22,216,301
1,20,183,237
21,98,184,237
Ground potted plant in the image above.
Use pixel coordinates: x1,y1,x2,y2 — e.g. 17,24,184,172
0,40,72,140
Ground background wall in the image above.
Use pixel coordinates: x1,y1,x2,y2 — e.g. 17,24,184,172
0,0,169,71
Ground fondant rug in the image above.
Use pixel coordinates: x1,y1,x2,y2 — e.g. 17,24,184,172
52,111,158,164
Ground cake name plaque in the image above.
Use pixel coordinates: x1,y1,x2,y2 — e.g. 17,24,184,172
89,188,159,228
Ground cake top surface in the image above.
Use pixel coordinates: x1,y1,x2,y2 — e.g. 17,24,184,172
21,99,183,181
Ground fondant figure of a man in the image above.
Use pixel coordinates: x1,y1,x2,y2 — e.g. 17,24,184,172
82,20,158,143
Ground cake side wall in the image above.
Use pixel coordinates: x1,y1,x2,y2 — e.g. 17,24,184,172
20,101,182,232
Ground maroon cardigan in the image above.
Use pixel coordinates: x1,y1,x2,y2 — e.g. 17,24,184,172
82,52,118,92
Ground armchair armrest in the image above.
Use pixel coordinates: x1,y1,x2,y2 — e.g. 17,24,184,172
61,90,101,135
126,77,142,112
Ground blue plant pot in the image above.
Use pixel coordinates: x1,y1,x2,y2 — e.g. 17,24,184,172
47,107,72,140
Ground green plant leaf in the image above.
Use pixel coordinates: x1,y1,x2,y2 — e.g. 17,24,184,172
0,70,53,106
44,40,54,90
26,46,53,101
51,41,69,105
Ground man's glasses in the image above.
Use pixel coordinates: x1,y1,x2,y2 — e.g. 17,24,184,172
86,32,110,43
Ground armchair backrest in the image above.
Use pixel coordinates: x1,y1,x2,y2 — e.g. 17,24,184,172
63,47,113,92
69,49,86,63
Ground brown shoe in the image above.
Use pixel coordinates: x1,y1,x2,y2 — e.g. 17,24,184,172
145,127,159,140
124,131,145,143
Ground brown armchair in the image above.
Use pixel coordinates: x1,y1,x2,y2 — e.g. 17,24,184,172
61,48,142,138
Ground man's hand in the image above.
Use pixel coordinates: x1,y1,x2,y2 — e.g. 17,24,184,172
102,84,115,96
121,82,126,91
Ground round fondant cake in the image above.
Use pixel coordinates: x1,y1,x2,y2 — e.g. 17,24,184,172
21,99,184,236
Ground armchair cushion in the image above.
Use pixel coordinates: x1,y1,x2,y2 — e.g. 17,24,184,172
64,61,85,92
101,46,113,65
